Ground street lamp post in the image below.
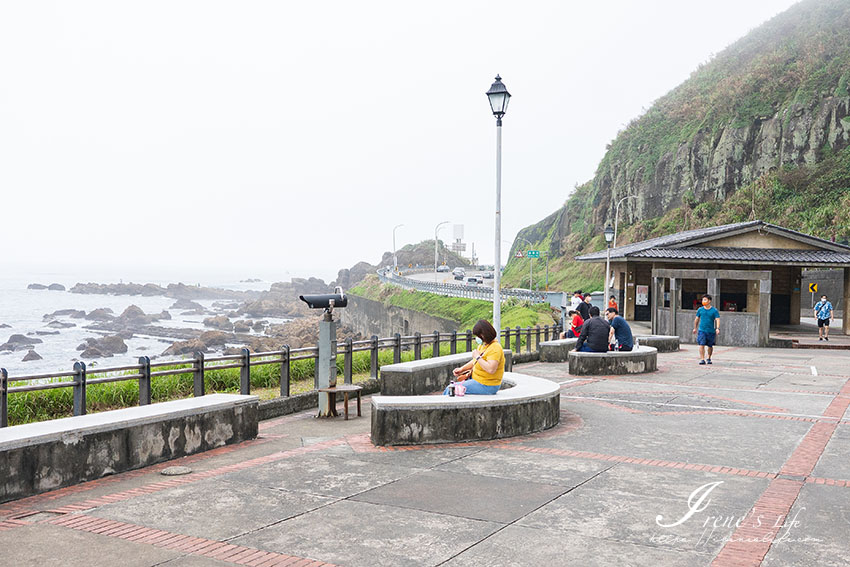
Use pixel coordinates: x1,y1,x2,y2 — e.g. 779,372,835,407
516,236,533,290
486,75,511,336
604,225,615,310
434,220,450,282
393,224,404,273
613,194,638,248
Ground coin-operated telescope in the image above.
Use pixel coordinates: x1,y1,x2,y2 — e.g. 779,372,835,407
299,287,346,416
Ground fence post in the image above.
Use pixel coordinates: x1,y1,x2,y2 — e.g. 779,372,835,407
526,326,532,353
344,338,353,385
138,356,151,406
505,328,511,350
240,348,251,395
393,333,401,363
535,325,541,350
544,325,549,342
0,368,7,428
433,331,440,358
370,335,379,379
73,361,87,416
465,330,472,352
414,332,422,360
515,326,521,352
279,345,290,397
450,331,457,354
193,351,205,397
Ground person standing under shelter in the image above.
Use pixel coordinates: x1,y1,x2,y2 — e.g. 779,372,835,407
605,307,633,351
813,294,834,341
693,294,720,365
576,306,610,352
608,295,618,311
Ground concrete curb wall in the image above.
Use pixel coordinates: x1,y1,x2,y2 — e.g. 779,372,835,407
540,338,578,362
379,351,514,396
634,335,680,353
370,373,560,446
0,394,258,503
568,346,658,376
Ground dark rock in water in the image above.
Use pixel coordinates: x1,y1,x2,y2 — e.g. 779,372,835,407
48,283,66,291
233,321,252,333
77,335,128,357
47,320,76,329
212,301,241,310
162,338,207,356
170,298,204,310
180,309,206,316
119,305,147,321
81,346,105,359
27,283,48,290
199,331,229,347
0,334,39,351
223,347,245,355
44,309,86,320
35,330,60,336
252,320,268,330
114,305,172,326
22,350,43,362
0,323,10,328
86,308,115,321
203,315,233,331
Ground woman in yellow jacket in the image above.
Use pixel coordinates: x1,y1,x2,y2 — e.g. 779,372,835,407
444,319,505,395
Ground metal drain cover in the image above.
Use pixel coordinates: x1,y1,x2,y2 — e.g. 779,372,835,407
160,466,193,476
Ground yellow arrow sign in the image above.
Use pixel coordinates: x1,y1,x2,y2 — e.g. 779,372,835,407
809,283,818,293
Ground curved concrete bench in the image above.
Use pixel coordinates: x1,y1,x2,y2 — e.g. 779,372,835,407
568,345,658,376
370,372,560,446
539,338,578,362
380,350,513,396
634,335,680,353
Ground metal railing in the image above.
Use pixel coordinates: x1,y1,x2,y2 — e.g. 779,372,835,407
0,323,561,428
379,268,547,303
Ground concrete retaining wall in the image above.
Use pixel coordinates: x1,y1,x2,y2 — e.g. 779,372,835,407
634,335,680,353
0,394,258,503
801,269,844,317
379,351,513,396
657,308,760,347
342,295,458,339
370,373,560,446
568,346,658,376
539,338,578,362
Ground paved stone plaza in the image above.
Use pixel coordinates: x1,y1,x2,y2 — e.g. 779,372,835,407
1,344,849,566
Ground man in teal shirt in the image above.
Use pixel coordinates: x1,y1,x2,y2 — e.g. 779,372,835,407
692,294,720,365
813,294,834,341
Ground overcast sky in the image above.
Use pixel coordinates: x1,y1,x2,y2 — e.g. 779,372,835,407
0,1,799,284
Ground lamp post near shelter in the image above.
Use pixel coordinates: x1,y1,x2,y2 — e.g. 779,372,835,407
434,220,450,282
393,224,404,273
604,225,615,310
486,75,511,336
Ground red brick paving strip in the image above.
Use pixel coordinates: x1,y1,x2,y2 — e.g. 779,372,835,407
47,513,333,566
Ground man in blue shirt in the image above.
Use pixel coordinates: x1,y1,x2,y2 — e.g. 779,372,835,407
692,294,720,365
813,294,834,341
605,307,634,351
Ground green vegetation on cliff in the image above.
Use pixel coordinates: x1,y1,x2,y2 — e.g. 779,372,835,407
350,275,558,330
503,0,850,293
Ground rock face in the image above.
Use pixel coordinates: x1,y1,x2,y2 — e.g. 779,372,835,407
22,350,42,362
46,320,76,329
27,283,48,290
0,334,43,352
170,298,204,310
44,309,86,320
48,283,66,291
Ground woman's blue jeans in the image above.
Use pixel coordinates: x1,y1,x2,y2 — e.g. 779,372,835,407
443,379,500,395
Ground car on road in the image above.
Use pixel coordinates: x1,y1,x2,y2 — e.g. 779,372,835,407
474,273,486,279
483,271,494,279
466,277,481,285
454,273,465,280
452,267,466,280
436,265,450,272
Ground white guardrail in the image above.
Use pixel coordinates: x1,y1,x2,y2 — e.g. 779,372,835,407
377,268,548,304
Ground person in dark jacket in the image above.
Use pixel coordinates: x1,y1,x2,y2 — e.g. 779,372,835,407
576,306,610,352
576,294,591,322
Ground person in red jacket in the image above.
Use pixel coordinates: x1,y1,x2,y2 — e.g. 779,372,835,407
560,310,584,339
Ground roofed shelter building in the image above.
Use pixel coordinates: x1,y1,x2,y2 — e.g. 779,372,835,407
575,221,850,347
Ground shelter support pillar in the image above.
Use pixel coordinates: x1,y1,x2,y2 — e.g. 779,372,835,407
758,278,772,347
669,277,678,338
651,276,660,335
790,268,801,325
707,278,718,300
843,267,850,336
625,268,635,320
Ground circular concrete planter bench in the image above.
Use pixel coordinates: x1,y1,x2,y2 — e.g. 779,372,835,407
370,372,560,446
634,335,680,353
539,338,578,362
568,345,658,376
